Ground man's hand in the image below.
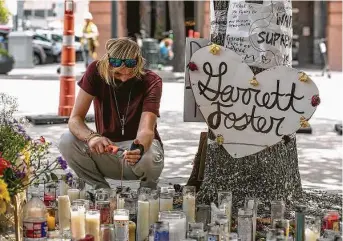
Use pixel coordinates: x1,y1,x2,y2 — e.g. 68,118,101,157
88,136,112,154
124,139,144,166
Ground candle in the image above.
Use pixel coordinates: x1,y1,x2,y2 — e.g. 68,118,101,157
71,205,86,240
86,210,100,241
159,211,187,241
160,196,173,211
58,195,71,233
114,209,129,241
149,198,159,226
137,200,150,241
68,189,80,203
305,228,320,241
59,180,69,196
47,213,56,231
183,194,196,223
183,186,196,223
129,221,136,241
117,197,125,209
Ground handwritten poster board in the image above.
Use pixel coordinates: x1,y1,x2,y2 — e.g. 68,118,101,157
224,0,293,69
184,38,209,122
188,45,319,158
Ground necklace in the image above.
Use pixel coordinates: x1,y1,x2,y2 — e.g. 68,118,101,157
112,83,133,136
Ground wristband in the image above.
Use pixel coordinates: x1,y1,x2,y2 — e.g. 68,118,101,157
84,131,101,144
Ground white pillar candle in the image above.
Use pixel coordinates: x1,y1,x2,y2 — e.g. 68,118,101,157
137,200,150,241
183,194,196,223
86,210,100,241
149,198,159,226
68,189,80,203
71,206,86,240
58,195,71,232
160,198,173,211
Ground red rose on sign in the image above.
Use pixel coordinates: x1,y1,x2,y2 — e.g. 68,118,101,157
188,62,198,71
311,95,321,107
0,157,11,176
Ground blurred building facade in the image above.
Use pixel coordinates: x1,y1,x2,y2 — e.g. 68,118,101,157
89,1,341,71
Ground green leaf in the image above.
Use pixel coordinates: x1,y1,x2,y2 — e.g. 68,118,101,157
50,173,59,182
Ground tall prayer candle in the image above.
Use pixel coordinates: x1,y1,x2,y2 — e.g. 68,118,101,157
183,186,196,223
86,210,101,241
137,200,150,241
149,198,159,226
71,205,86,240
58,195,71,233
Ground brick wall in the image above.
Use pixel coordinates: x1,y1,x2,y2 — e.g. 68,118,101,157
327,1,342,71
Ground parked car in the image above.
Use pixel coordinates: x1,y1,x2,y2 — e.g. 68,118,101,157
32,33,57,64
33,43,47,65
35,29,83,62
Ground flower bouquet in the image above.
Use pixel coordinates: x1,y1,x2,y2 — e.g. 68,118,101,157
0,93,68,240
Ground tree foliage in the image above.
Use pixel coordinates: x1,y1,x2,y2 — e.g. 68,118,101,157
0,0,10,24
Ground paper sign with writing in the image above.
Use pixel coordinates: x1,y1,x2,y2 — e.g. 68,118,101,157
188,45,319,158
224,0,293,69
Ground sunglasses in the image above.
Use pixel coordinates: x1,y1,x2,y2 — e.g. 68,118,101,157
108,55,137,68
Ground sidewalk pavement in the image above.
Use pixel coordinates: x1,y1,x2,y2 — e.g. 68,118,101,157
0,69,342,191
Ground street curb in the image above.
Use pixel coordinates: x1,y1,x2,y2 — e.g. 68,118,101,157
26,114,95,125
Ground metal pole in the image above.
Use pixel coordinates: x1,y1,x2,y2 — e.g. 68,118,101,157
58,0,76,116
111,1,117,38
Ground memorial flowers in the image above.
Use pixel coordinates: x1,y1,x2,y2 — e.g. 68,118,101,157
0,93,66,215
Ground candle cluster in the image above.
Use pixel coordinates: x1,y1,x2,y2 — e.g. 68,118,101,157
27,179,341,241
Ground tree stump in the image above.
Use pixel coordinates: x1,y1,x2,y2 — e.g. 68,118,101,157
196,0,303,212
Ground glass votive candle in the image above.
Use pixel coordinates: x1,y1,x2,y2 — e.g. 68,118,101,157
159,211,187,241
113,209,129,240
100,224,115,241
70,203,86,240
85,210,100,241
218,191,232,233
183,186,196,224
160,191,173,211
271,200,285,225
68,188,80,204
137,187,151,241
196,204,211,231
73,199,90,210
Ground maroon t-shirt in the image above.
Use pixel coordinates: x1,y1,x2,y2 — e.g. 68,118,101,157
78,61,162,145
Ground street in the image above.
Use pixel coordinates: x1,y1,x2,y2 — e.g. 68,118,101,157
0,65,342,191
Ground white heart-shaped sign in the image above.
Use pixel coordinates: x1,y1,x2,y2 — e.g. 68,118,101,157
189,45,319,158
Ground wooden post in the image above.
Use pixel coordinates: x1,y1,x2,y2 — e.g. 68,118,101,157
196,0,303,212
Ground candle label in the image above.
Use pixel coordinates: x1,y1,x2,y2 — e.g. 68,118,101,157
23,221,48,238
153,230,169,241
114,220,129,241
207,234,219,241
96,202,111,224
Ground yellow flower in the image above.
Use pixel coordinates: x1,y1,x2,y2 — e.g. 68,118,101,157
0,179,10,202
22,148,31,165
0,199,7,214
299,72,309,82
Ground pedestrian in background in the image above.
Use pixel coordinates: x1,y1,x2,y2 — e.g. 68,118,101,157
82,12,99,68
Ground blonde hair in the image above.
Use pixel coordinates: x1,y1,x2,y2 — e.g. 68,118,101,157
97,38,145,85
